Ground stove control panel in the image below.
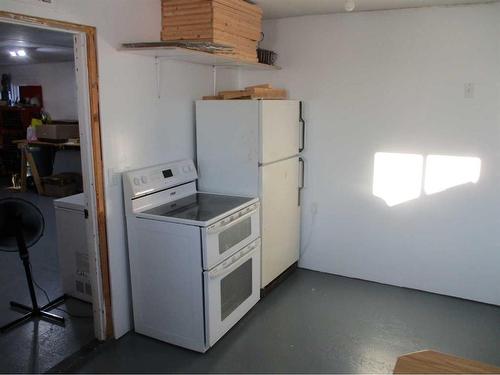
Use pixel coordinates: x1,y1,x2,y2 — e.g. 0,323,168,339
124,159,198,198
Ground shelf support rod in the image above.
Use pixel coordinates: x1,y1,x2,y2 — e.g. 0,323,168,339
212,65,217,96
155,56,161,99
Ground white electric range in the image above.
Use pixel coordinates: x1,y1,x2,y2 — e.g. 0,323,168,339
123,159,261,352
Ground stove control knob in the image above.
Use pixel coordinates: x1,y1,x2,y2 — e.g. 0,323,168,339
133,177,140,186
141,176,148,184
182,166,189,173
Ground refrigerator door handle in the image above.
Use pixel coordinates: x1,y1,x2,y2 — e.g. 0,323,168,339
298,157,305,206
299,101,306,153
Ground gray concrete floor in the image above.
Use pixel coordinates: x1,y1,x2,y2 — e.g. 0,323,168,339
0,190,95,374
65,268,500,374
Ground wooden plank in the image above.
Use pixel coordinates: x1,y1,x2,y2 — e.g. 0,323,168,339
163,11,212,19
249,88,287,99
165,23,215,32
213,29,258,49
161,0,262,46
213,0,263,16
163,6,212,14
245,84,272,89
85,25,114,340
162,0,211,9
162,0,210,5
219,90,252,99
214,52,258,63
163,15,212,26
23,145,44,195
213,11,262,33
213,2,262,23
163,5,212,17
20,145,27,192
212,18,261,41
0,11,114,340
202,95,223,100
164,0,262,15
394,350,500,374
162,31,214,40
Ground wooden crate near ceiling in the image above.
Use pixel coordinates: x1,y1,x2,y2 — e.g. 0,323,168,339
161,0,262,62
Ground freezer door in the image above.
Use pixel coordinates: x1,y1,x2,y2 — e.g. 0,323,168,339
196,100,260,196
260,157,301,288
260,100,300,164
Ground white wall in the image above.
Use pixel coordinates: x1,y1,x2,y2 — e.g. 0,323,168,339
2,61,78,120
241,3,500,305
0,0,233,337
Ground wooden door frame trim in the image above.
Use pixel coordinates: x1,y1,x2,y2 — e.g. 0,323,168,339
0,11,113,338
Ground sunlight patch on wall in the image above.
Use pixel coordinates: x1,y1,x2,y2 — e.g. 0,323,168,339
373,152,424,207
373,152,481,207
424,155,481,195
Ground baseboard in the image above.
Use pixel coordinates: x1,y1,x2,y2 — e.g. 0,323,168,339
260,261,298,298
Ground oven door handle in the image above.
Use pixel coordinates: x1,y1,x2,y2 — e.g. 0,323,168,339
206,204,259,235
209,240,260,280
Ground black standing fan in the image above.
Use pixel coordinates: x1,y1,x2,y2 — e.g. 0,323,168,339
0,198,66,333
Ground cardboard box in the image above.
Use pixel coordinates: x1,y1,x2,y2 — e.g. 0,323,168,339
36,124,79,143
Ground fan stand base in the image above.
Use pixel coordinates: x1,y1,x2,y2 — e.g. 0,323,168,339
0,295,66,333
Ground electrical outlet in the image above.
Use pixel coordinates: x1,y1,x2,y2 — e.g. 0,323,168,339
107,168,123,187
464,83,475,99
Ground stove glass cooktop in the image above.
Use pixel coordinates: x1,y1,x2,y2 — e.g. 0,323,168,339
142,193,253,223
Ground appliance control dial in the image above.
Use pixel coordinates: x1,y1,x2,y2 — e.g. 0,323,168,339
141,176,148,184
133,177,140,186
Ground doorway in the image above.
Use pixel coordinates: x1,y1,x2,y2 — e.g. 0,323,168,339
0,12,111,373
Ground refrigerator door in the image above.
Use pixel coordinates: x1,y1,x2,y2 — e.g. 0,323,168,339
260,100,300,165
260,157,301,288
196,100,260,196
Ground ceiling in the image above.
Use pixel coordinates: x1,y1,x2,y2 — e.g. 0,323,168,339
0,22,74,66
253,0,499,19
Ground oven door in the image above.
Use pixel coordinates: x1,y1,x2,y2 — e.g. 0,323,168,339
204,239,261,348
202,202,260,270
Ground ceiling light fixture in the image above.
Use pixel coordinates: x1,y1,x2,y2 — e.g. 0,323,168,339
8,49,28,57
345,0,356,12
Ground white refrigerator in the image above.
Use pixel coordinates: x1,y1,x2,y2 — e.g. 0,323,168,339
196,100,305,289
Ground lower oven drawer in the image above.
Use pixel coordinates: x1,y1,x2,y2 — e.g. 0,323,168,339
203,238,261,347
202,202,260,270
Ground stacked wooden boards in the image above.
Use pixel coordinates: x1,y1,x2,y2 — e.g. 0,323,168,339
161,0,262,62
203,84,288,100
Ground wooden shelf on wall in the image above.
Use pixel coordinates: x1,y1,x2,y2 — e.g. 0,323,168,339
120,43,281,71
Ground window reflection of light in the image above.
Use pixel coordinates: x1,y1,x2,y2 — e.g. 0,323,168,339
424,155,481,195
373,152,481,207
373,152,424,207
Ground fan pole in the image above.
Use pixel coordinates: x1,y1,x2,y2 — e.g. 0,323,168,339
15,221,40,313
